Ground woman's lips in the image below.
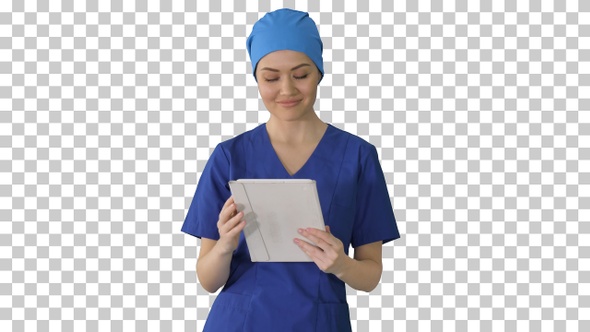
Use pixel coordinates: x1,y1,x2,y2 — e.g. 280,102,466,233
276,100,301,107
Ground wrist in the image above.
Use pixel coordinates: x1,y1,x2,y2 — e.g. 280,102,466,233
333,255,354,279
213,239,236,257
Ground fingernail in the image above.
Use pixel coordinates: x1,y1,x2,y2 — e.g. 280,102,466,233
298,228,303,233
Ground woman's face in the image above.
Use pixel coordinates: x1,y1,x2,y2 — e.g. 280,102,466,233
256,50,321,122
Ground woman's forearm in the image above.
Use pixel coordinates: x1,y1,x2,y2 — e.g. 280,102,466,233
335,257,383,292
196,243,234,293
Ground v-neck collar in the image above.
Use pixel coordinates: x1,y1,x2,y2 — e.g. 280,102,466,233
262,123,332,178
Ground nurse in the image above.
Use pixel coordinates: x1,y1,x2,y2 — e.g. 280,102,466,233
182,8,400,332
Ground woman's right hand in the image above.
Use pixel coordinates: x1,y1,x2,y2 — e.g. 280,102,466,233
196,196,247,293
216,196,246,254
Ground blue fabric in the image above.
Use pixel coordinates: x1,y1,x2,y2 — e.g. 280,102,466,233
246,8,324,82
182,124,400,332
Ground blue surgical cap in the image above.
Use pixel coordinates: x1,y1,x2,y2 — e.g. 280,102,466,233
246,8,324,83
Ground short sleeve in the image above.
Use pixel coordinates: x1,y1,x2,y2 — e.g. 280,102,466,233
351,145,400,248
181,144,231,239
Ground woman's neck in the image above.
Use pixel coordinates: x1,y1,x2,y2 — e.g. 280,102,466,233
266,115,327,145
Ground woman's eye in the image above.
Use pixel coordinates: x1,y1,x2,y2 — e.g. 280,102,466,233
264,74,307,82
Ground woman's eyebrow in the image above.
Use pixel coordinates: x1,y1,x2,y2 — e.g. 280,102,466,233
259,64,311,72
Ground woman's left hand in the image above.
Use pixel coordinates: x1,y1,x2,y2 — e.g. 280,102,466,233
294,226,350,276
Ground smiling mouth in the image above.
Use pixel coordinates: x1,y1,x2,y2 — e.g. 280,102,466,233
277,100,301,107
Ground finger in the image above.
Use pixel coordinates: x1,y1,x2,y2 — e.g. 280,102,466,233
225,218,246,237
222,196,235,209
219,203,238,223
220,211,244,233
219,197,235,217
299,228,337,249
294,238,328,264
325,225,331,233
298,230,333,253
217,204,237,230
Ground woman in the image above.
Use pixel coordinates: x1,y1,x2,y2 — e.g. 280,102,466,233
182,8,400,331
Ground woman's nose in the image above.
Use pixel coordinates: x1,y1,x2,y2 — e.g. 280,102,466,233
279,77,297,95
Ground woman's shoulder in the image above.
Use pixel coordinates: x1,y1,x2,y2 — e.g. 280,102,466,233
328,124,377,152
217,123,266,151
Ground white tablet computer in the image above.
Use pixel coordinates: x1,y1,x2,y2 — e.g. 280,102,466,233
228,179,325,262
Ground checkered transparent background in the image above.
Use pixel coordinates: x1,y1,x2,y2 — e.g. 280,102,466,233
2,0,589,331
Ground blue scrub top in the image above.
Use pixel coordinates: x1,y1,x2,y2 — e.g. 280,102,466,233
182,123,400,332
